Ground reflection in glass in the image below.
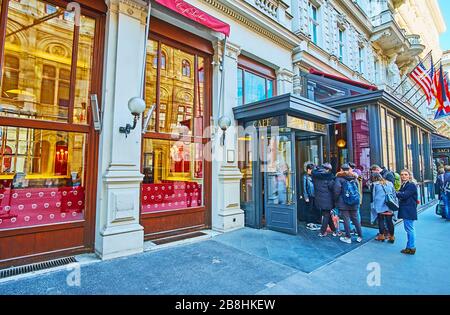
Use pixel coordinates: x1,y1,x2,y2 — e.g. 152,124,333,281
0,0,75,122
351,107,370,186
145,40,158,132
74,15,96,124
245,72,266,104
141,139,204,213
0,126,86,230
265,135,293,205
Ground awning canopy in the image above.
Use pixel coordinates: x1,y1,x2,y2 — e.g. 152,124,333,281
154,0,230,36
432,133,450,150
233,93,341,125
309,68,378,91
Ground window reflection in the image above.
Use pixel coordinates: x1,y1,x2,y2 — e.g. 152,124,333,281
141,139,203,213
0,126,86,230
1,0,74,121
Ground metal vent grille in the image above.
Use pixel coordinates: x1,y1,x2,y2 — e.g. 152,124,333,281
0,256,77,279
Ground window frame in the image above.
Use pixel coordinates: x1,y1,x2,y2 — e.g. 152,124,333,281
237,55,276,106
309,3,319,45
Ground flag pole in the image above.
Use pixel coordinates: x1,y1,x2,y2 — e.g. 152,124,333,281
404,57,441,103
392,50,432,94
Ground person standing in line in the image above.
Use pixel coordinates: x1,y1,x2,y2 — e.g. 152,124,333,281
334,164,363,244
442,165,450,220
370,173,396,243
349,162,362,234
436,167,446,219
303,163,320,229
312,163,338,237
397,169,418,255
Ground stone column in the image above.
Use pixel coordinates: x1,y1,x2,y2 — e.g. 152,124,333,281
95,0,148,260
276,68,294,95
211,39,244,233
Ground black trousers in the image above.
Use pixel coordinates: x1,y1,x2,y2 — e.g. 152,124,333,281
305,198,320,223
320,209,336,234
378,213,394,236
341,210,363,238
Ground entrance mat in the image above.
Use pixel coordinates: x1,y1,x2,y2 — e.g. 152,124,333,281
213,224,378,273
151,231,207,245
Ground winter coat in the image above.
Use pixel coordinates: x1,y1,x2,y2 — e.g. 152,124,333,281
444,171,450,193
396,181,418,221
370,181,396,223
333,171,359,211
303,173,315,201
312,168,335,210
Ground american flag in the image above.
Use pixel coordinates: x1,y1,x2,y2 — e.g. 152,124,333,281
408,61,432,103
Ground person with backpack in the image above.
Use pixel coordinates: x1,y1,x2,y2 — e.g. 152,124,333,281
312,163,339,237
334,163,363,244
370,172,396,243
397,169,418,255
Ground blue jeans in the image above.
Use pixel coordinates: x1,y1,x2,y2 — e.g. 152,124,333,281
444,193,450,220
403,219,416,249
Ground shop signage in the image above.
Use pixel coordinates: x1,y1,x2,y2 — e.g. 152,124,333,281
286,116,327,134
434,148,450,153
253,116,283,128
155,0,230,36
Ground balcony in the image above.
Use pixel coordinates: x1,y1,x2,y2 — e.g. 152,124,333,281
370,10,406,53
253,0,279,18
396,34,425,66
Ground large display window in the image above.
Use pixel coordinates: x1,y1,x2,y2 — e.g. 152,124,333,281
141,26,211,220
0,0,103,253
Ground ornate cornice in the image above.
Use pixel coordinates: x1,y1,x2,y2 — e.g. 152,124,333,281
109,0,148,22
201,0,300,50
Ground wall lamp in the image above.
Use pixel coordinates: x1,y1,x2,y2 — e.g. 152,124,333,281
119,97,146,137
218,115,232,146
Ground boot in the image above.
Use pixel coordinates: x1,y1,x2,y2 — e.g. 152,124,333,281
401,248,416,255
388,235,395,243
375,233,385,242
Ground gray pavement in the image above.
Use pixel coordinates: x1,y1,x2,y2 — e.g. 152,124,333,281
0,204,449,295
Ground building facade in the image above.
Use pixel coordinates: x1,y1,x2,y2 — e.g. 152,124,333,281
0,0,446,267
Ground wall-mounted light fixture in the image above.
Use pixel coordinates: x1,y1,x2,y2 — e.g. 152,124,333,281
218,115,231,146
119,97,146,137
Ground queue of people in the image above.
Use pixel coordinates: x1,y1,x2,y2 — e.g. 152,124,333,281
303,162,419,255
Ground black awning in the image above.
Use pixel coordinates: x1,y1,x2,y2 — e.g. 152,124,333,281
232,93,341,124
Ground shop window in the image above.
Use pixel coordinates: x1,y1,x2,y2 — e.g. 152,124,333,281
351,107,370,186
237,56,276,105
143,36,210,215
423,132,432,180
182,60,191,77
141,139,203,213
405,123,414,171
0,126,86,230
380,108,397,171
1,55,19,99
0,0,102,231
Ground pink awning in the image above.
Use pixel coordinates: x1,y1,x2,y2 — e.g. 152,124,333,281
155,0,230,37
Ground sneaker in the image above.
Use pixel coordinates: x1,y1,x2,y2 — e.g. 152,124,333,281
332,231,343,237
356,237,363,243
318,232,328,237
339,236,352,244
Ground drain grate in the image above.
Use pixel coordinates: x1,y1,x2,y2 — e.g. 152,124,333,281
0,256,77,279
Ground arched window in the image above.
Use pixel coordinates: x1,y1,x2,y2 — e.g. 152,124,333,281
182,59,190,77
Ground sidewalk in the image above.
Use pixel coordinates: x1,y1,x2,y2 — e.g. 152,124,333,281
0,204,448,295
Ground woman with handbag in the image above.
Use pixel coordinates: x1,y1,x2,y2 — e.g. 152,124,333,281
370,173,396,243
396,169,418,255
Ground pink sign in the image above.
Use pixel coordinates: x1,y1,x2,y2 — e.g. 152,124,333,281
155,0,230,37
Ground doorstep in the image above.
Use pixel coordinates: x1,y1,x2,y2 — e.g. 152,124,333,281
143,229,220,252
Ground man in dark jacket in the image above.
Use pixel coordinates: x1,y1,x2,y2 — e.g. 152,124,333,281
312,163,337,236
303,163,320,227
443,165,450,220
334,164,363,244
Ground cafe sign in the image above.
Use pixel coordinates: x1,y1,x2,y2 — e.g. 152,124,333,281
287,116,327,134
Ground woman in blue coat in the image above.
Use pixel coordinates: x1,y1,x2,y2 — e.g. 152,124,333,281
396,169,418,255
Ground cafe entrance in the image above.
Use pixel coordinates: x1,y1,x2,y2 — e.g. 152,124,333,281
234,94,340,235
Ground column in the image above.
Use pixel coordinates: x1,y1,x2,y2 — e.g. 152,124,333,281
211,39,244,233
276,68,294,95
95,0,148,260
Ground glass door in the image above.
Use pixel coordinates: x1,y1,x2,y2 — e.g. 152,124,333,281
262,129,297,234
